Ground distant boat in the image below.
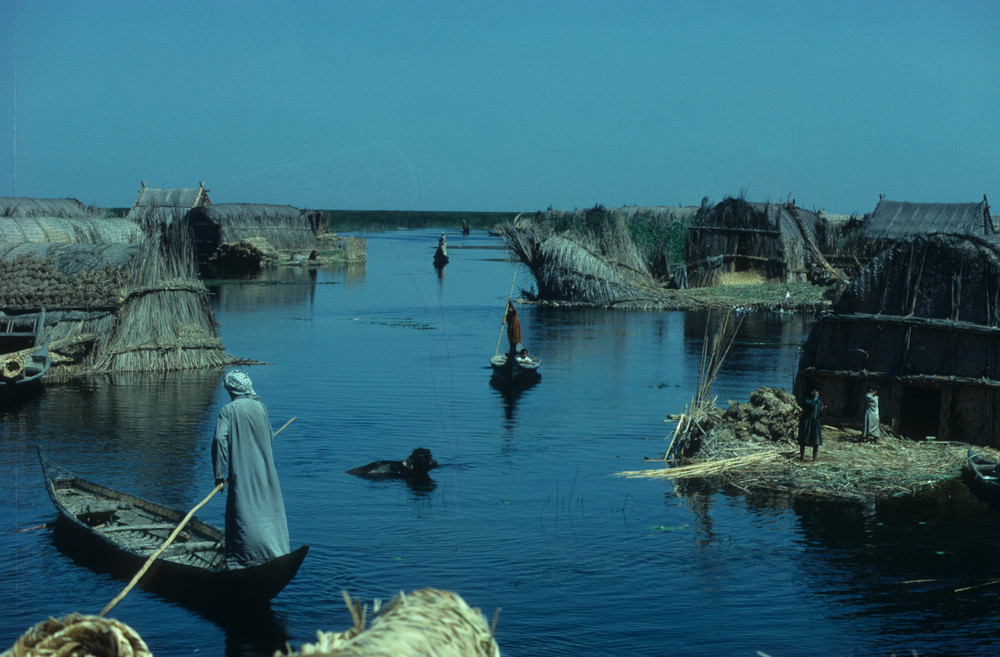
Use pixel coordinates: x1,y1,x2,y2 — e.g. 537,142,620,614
0,310,51,400
489,352,541,387
38,446,308,603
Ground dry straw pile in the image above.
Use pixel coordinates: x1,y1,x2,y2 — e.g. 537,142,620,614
2,614,150,657
282,589,500,657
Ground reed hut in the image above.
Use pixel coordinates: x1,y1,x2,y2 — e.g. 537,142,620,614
685,198,833,287
0,197,91,218
187,203,323,263
795,233,1000,445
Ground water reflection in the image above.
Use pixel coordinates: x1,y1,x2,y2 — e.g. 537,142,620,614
206,268,321,311
26,372,224,502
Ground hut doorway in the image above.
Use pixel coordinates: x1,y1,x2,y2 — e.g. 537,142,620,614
897,385,941,440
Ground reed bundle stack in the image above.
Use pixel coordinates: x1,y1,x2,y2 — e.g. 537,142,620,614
2,613,150,657
282,589,500,657
797,233,1000,445
89,222,232,373
0,217,143,245
0,197,92,218
0,217,233,373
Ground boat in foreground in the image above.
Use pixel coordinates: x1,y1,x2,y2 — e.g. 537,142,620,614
38,447,308,602
489,352,542,387
963,450,1000,510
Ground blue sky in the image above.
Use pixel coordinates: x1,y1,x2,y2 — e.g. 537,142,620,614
1,1,997,214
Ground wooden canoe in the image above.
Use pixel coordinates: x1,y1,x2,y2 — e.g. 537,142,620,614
963,450,1000,511
489,353,541,386
38,446,308,602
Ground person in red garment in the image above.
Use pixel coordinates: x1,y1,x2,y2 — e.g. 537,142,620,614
505,301,522,358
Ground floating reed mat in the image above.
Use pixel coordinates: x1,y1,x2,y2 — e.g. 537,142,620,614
614,451,782,480
280,588,501,657
2,613,150,657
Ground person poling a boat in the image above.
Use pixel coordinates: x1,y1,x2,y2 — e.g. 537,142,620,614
213,370,291,568
505,301,523,358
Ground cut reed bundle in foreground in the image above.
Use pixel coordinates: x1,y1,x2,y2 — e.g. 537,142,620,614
281,589,500,657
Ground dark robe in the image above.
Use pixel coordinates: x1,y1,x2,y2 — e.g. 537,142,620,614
798,395,823,447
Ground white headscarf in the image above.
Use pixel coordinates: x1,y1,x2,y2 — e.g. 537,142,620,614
224,370,259,400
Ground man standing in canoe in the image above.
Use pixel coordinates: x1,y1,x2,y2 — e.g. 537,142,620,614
213,370,290,568
505,301,522,357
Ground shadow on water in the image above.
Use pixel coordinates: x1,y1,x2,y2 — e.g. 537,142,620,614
676,477,1000,653
489,371,540,423
49,521,292,656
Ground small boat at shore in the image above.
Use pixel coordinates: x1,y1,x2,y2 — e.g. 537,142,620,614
38,447,308,602
963,450,1000,510
489,352,541,386
0,310,51,400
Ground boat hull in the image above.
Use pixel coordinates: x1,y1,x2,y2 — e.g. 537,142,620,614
963,450,1000,511
489,353,541,386
38,447,307,603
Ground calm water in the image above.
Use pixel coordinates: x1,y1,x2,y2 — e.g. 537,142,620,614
4,228,1000,656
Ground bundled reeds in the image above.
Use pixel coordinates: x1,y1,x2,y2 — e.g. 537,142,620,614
3,613,151,657
281,589,500,657
0,216,143,244
497,207,689,308
88,222,233,373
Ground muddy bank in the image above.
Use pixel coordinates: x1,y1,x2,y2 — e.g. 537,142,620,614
616,387,995,501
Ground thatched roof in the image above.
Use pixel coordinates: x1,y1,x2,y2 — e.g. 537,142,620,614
188,203,322,257
126,182,211,231
796,234,1000,444
866,197,993,239
0,197,90,218
128,181,211,213
0,217,143,244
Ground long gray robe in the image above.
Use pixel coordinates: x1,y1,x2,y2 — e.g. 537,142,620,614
212,396,290,568
863,392,883,438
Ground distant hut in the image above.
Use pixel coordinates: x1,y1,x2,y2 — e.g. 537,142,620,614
126,181,211,230
0,197,91,218
795,233,1000,445
685,198,834,287
187,203,323,264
